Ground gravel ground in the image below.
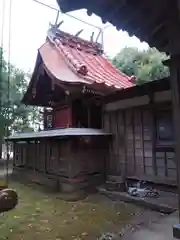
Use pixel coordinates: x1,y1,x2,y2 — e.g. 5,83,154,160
99,195,165,240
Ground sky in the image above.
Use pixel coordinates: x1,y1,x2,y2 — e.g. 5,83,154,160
0,0,149,72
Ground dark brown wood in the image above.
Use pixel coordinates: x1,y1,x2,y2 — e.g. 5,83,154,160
117,110,126,178
141,110,146,174
164,152,168,177
134,109,144,176
105,78,170,104
12,134,109,195
149,90,157,176
168,57,180,221
103,97,176,185
118,0,149,30
132,109,136,174
155,146,174,152
123,110,127,177
126,174,177,186
111,112,118,175
34,141,37,171
114,111,119,174
126,109,135,175
44,140,47,173
13,143,15,167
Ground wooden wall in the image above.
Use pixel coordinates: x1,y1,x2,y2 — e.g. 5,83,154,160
14,139,72,178
13,136,107,189
103,100,176,185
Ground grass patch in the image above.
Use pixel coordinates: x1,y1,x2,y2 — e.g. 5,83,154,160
0,182,142,240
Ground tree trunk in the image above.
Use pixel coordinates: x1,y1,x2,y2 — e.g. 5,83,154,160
0,48,3,160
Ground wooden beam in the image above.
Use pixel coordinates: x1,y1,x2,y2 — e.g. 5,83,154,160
45,140,48,173
168,57,180,222
148,89,157,176
132,110,136,174
141,110,146,174
151,22,165,36
105,90,171,112
151,23,168,46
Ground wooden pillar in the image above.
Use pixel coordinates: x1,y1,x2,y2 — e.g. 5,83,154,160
168,57,180,217
168,56,180,238
163,1,180,234
148,88,157,176
167,1,180,226
13,142,16,167
34,140,37,172
44,140,47,173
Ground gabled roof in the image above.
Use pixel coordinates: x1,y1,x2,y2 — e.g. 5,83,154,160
40,27,134,90
22,27,134,106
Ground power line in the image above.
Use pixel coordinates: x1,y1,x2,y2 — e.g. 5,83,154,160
31,0,58,11
31,0,101,30
31,0,107,46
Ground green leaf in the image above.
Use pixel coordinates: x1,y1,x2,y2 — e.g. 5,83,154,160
112,46,170,84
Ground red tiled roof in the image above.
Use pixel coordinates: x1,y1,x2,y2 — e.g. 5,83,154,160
39,28,134,90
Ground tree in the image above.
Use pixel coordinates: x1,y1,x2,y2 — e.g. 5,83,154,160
0,48,41,138
112,47,170,84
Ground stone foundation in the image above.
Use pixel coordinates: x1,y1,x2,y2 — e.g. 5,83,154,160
105,175,125,192
12,168,103,200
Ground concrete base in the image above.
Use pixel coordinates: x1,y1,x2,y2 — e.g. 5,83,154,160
98,187,177,214
12,168,103,200
106,175,125,192
173,224,180,239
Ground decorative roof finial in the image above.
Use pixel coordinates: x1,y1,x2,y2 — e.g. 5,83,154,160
90,32,94,42
75,29,83,37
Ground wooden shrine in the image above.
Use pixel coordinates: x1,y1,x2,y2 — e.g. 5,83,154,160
50,0,180,234
8,25,133,199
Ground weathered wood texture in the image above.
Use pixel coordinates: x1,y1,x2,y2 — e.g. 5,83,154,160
103,105,176,185
13,136,108,192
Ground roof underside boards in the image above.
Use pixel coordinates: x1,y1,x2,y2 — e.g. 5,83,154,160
8,128,111,140
56,0,173,53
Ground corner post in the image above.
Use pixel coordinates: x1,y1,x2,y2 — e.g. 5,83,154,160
167,1,180,237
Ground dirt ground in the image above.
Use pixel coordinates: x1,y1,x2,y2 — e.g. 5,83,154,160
0,181,164,240
99,195,164,239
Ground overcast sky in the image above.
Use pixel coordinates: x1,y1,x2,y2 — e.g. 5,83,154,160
0,0,149,72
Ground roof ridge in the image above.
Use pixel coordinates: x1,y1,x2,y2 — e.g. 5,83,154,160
48,27,103,55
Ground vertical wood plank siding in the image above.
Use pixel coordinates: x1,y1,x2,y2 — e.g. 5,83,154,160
103,105,176,185
13,136,107,190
